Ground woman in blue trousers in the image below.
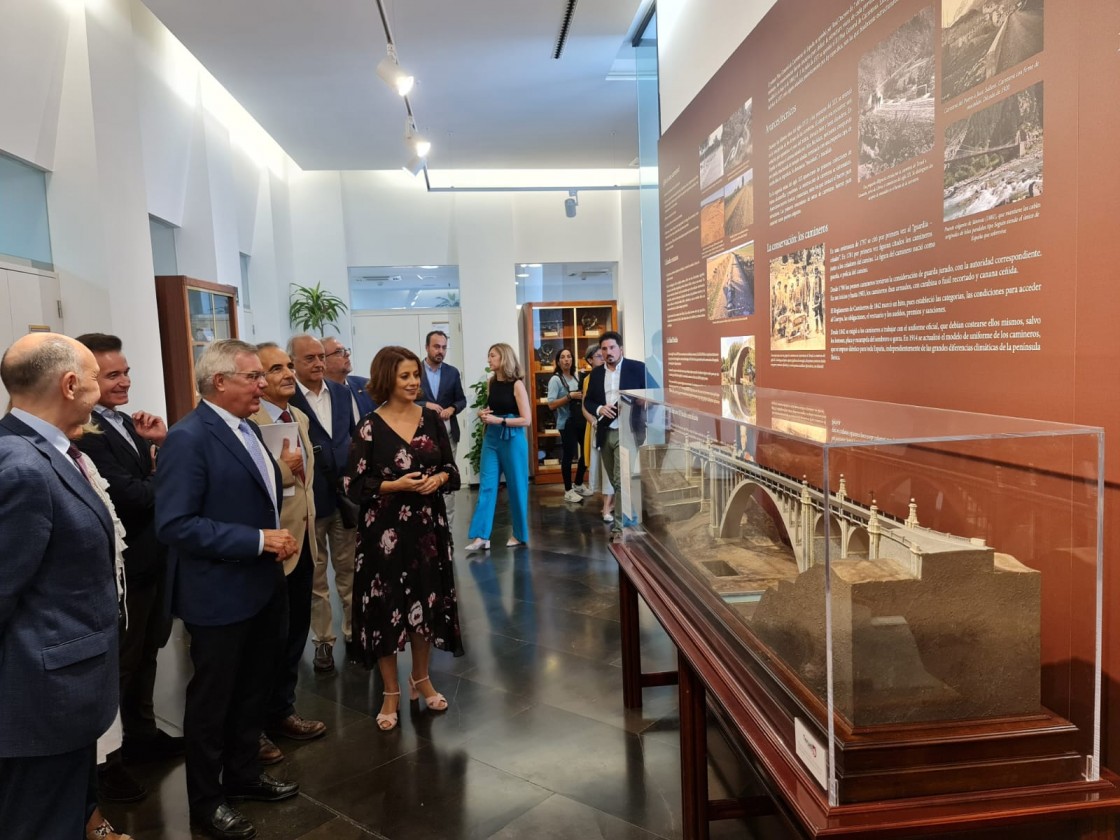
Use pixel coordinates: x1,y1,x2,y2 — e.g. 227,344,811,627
466,343,532,549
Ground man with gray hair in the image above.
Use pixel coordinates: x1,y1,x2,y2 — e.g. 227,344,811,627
287,333,357,671
156,338,300,840
0,333,120,838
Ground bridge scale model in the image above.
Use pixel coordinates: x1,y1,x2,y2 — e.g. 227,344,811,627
638,437,1042,728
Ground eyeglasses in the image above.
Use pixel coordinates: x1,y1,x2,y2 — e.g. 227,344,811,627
325,347,351,359
222,371,267,382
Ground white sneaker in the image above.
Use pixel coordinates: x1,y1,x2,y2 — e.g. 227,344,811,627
563,489,583,503
574,484,594,497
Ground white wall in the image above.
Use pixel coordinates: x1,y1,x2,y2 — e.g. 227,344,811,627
0,0,642,431
658,0,779,130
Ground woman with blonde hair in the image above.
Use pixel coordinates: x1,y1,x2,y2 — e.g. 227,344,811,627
465,343,532,549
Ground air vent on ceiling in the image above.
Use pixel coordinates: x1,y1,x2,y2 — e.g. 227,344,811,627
357,275,403,284
552,0,579,59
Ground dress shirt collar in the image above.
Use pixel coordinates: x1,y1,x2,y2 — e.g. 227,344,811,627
10,407,71,459
202,399,245,433
261,399,287,423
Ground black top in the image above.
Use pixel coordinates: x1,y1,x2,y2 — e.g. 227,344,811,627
488,379,519,415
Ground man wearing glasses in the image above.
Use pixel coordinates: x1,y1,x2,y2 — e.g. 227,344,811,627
322,337,375,423
287,334,357,673
155,339,300,840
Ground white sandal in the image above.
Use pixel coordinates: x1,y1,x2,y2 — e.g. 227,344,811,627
409,675,448,711
377,690,401,730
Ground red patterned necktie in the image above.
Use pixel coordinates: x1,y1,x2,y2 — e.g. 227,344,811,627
67,444,91,482
279,410,293,423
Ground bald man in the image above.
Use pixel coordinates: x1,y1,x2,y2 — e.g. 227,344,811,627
0,333,120,838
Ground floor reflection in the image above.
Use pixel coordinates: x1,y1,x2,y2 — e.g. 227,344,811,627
105,485,768,839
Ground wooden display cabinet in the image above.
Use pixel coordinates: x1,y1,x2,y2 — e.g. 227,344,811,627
520,300,616,482
155,275,239,424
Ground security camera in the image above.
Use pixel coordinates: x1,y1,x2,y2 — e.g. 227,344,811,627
564,189,578,218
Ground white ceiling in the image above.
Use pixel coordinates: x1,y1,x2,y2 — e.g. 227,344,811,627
142,0,648,172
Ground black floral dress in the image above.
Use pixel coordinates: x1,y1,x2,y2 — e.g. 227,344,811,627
343,407,464,663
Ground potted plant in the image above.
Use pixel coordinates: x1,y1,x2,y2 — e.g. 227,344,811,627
289,283,348,334
467,368,491,479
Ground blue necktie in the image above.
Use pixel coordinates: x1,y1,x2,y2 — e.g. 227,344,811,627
238,420,276,514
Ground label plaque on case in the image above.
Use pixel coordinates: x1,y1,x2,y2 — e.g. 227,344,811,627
794,717,827,790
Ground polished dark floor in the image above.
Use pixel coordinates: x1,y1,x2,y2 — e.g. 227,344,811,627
107,486,777,839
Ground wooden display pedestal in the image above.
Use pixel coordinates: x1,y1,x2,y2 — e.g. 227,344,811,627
612,535,1120,839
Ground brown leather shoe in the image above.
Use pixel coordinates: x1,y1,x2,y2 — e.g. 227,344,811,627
258,732,283,765
271,713,327,741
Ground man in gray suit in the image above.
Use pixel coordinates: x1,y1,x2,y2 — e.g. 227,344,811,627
0,333,120,838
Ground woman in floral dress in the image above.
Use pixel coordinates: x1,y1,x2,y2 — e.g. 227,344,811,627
343,345,463,731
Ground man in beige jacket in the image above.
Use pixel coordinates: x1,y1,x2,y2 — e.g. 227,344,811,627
252,343,326,765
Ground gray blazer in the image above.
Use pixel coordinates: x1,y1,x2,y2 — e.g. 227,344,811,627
0,413,119,757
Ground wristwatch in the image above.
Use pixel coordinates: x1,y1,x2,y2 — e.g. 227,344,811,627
502,417,507,427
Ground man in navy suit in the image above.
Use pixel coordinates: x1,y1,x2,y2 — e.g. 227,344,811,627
323,336,375,423
0,333,118,838
583,330,650,537
418,330,466,523
287,334,356,672
75,333,183,798
156,339,300,840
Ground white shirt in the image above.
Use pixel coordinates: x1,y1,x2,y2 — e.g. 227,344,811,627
604,356,623,430
203,399,275,552
297,379,333,431
10,407,78,470
93,404,139,454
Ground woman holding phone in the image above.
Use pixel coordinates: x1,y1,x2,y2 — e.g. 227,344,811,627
546,347,589,503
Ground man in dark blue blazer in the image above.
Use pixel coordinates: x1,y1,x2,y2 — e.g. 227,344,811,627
75,333,182,796
583,330,651,536
323,336,375,422
287,334,357,672
156,339,300,840
418,330,467,524
0,333,118,838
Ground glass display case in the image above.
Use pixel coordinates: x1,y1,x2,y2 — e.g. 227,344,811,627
520,300,616,481
617,387,1103,807
155,275,240,423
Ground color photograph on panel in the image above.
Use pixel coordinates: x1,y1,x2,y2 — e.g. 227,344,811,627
699,124,725,192
943,81,1043,221
769,244,825,352
700,189,726,249
706,242,755,322
942,0,1044,103
857,6,936,181
722,99,753,174
724,169,754,239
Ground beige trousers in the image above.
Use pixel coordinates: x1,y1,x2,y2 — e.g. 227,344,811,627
311,510,356,645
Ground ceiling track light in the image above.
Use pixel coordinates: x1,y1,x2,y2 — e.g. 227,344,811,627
552,0,579,59
564,189,579,218
376,45,414,97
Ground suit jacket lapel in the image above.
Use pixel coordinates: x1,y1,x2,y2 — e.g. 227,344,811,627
0,414,114,541
92,412,146,472
290,388,330,441
197,404,275,503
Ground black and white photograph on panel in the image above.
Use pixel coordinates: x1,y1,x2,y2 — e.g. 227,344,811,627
943,81,1043,221
722,98,753,175
699,124,725,193
857,5,936,181
942,0,1044,103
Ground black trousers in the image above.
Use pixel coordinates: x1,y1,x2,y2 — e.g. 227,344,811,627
266,535,313,725
120,572,172,742
0,744,97,838
183,573,286,816
558,421,586,490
